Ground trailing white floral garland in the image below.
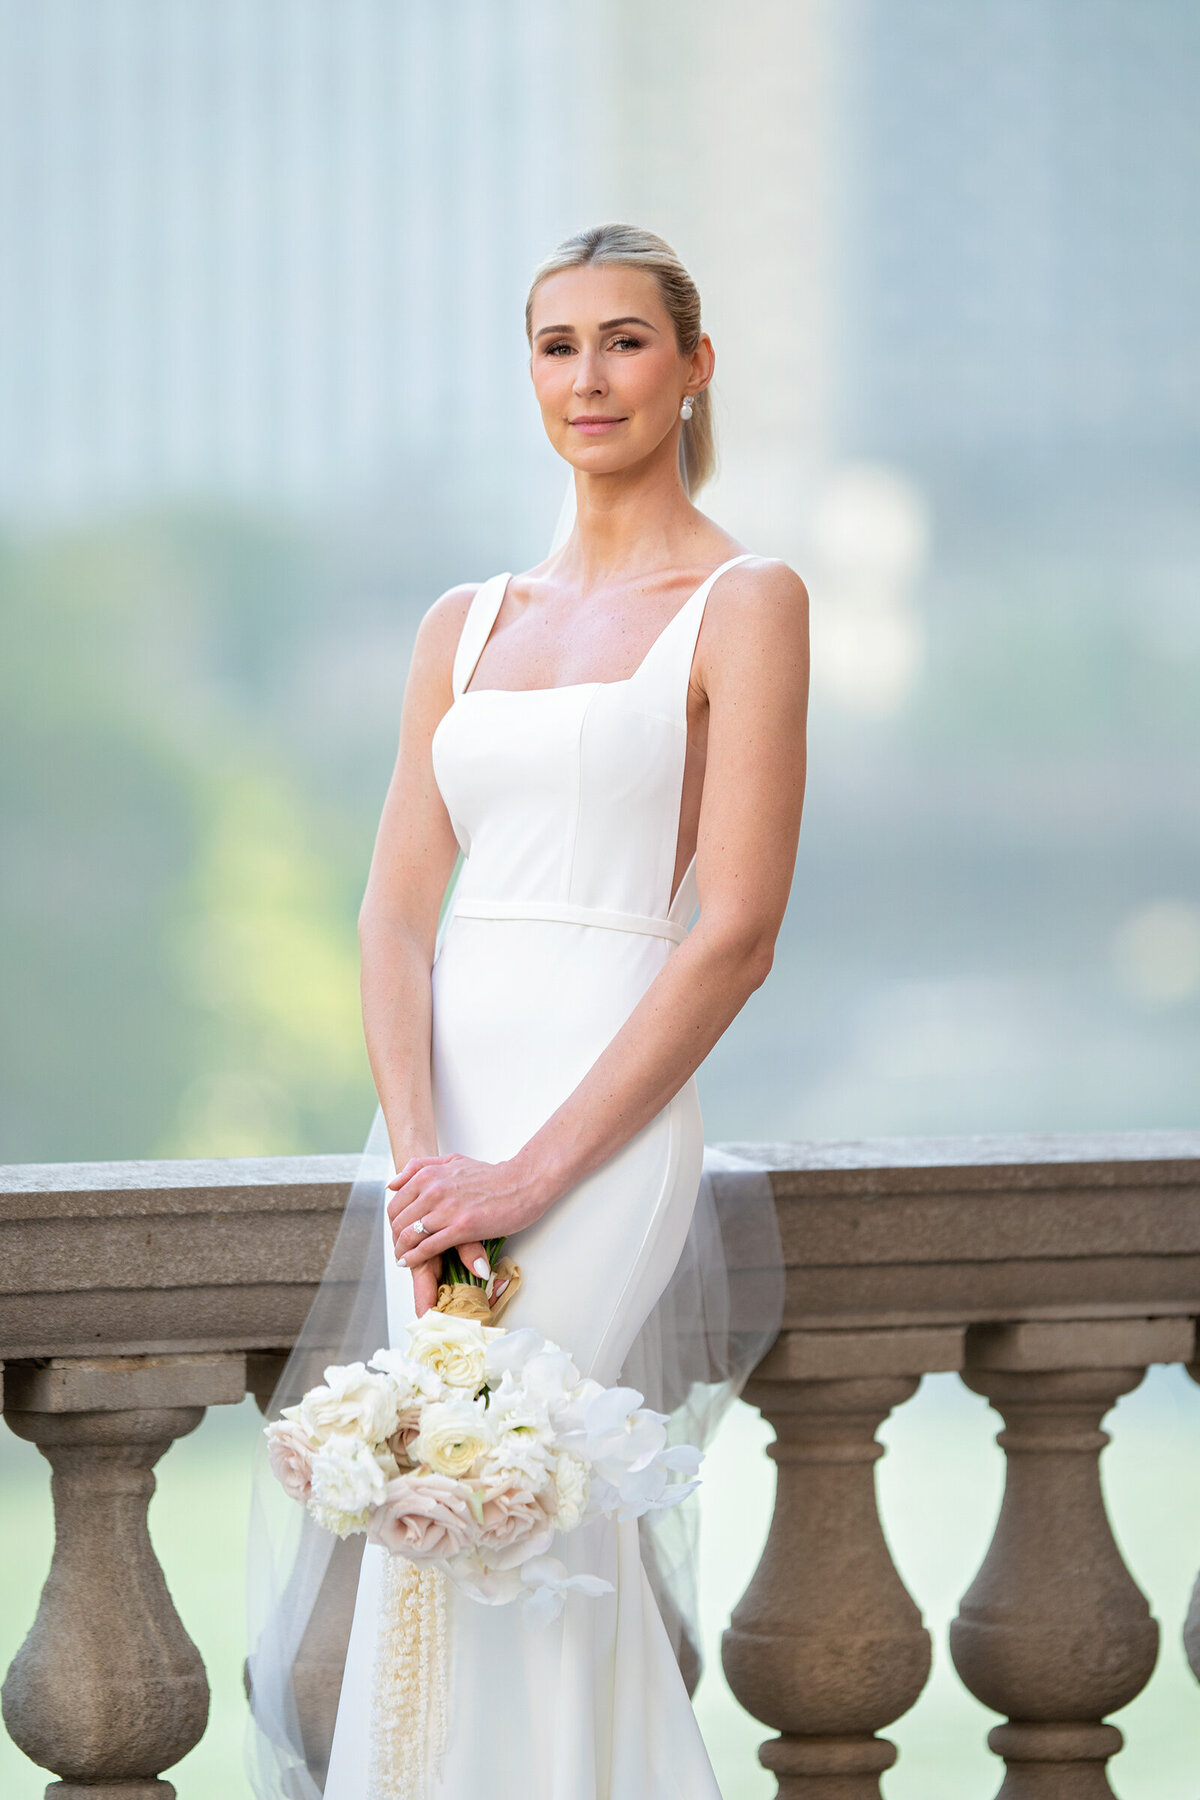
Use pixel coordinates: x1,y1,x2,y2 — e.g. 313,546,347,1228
369,1554,449,1799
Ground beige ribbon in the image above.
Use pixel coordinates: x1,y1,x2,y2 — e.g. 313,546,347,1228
434,1256,522,1326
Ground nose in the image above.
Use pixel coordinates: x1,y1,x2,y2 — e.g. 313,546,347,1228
572,348,607,398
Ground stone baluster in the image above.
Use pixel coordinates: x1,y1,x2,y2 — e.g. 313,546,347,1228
1181,1352,1200,1686
2,1353,245,1800
951,1318,1192,1797
723,1327,961,1798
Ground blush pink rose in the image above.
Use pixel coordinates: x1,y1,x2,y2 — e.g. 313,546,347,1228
368,1472,476,1563
265,1419,317,1503
474,1479,556,1570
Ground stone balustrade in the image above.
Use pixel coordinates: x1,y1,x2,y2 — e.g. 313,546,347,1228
2,1131,1199,1798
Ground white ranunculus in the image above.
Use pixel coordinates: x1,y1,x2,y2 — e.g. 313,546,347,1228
412,1395,493,1479
404,1314,494,1393
309,1433,390,1517
288,1361,399,1446
551,1452,591,1532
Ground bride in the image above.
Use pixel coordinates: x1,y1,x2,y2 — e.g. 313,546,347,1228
249,222,809,1800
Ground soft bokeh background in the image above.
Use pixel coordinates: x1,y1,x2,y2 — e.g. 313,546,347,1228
2,1,1199,1794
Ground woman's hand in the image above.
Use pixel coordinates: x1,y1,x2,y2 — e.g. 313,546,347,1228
386,1151,549,1310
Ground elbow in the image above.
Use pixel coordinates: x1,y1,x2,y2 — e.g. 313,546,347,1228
743,934,775,993
702,916,776,995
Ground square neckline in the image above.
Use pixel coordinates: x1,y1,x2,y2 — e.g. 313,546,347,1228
458,554,753,700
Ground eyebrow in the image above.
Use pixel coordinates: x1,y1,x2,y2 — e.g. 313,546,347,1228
534,316,660,341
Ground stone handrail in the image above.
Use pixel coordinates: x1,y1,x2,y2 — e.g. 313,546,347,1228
2,1130,1199,1798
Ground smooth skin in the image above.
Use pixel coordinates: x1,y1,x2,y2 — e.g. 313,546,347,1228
358,263,810,1316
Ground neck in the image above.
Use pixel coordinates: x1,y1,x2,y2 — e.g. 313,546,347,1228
555,432,708,586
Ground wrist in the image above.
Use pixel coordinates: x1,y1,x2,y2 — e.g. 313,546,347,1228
508,1136,573,1220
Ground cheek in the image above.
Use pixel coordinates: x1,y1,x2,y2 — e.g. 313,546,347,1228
531,359,571,414
613,355,678,420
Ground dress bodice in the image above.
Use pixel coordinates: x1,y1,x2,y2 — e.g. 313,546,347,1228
431,555,756,945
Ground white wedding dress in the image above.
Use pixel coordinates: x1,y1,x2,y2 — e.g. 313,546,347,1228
322,553,757,1800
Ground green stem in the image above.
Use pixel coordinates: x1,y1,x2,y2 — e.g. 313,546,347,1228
442,1236,508,1287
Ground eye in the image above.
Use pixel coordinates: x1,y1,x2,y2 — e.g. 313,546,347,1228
609,334,643,351
541,341,575,357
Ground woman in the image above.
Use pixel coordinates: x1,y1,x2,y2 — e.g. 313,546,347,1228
256,222,809,1800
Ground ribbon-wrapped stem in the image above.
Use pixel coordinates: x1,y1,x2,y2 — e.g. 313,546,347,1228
436,1238,522,1325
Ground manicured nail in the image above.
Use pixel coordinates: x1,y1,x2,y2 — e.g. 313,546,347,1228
493,1277,509,1300
397,1254,408,1267
473,1258,491,1279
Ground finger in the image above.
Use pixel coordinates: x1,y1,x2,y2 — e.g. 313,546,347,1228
412,1259,441,1316
455,1240,492,1281
387,1155,447,1195
387,1169,441,1229
397,1223,465,1269
386,1162,436,1219
391,1207,445,1258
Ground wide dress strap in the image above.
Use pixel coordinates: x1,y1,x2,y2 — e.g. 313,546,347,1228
631,552,757,720
451,573,511,700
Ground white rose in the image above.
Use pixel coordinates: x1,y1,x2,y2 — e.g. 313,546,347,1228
551,1452,591,1532
404,1314,492,1393
289,1361,399,1446
412,1395,494,1479
309,1433,389,1517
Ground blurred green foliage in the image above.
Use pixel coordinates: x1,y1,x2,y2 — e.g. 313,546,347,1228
0,507,375,1161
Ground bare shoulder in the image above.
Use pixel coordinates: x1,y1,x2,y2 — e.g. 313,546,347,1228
404,580,483,696
700,554,809,682
415,580,483,656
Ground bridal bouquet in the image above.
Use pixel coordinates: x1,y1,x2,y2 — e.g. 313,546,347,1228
265,1312,701,1622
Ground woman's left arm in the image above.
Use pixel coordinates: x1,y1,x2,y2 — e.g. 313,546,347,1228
388,559,809,1270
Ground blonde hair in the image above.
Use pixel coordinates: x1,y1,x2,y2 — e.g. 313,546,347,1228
525,223,717,495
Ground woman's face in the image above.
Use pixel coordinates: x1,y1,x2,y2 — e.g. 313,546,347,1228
528,264,711,478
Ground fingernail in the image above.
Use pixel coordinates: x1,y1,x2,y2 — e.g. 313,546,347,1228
473,1258,491,1279
493,1277,509,1300
397,1255,408,1267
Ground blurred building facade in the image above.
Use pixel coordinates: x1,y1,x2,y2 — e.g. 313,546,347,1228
1,0,1197,1165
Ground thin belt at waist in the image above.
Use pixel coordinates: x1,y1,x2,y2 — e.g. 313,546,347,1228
450,896,686,945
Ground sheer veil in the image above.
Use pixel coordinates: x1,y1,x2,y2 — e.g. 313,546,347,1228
244,465,786,1797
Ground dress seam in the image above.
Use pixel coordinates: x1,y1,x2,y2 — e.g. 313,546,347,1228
561,683,596,901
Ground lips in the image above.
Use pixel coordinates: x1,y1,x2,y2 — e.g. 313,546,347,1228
569,416,627,434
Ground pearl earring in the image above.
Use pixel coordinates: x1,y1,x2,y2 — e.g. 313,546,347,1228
680,395,694,421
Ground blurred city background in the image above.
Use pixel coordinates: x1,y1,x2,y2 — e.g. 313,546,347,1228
1,2,1198,1795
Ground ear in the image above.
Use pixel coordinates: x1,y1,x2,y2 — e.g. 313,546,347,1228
689,332,716,391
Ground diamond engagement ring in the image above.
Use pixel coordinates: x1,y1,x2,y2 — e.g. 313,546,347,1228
412,1218,427,1237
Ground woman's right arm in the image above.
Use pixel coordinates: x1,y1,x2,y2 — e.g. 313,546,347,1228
357,583,477,1303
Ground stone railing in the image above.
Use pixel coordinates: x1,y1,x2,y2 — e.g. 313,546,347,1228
2,1130,1198,1798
